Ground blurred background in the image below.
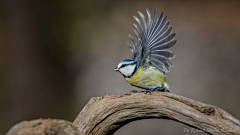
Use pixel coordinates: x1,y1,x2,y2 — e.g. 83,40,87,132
1,0,240,134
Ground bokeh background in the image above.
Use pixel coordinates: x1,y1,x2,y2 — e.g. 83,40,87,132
1,0,240,134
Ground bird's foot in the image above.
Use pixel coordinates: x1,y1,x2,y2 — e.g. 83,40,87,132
144,87,162,95
130,90,148,93
130,87,171,95
130,90,141,93
130,87,161,95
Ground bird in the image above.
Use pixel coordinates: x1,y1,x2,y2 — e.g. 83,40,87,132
114,8,177,94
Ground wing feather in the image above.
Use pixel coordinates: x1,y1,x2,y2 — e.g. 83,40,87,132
149,26,173,48
150,18,168,44
148,11,163,40
133,16,143,35
151,39,177,50
138,11,148,38
126,8,177,74
148,9,158,40
133,23,141,35
128,34,135,46
146,8,152,34
150,57,170,72
126,41,134,53
150,50,176,59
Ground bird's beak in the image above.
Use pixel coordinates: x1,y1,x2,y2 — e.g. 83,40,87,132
114,67,119,71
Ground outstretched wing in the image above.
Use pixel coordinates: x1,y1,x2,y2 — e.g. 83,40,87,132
127,8,177,74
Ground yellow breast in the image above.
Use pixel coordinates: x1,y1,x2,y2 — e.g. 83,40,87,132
125,66,169,89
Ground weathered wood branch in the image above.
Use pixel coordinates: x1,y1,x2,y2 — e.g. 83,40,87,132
73,92,240,135
6,119,83,135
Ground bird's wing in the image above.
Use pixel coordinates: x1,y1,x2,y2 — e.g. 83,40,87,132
127,8,177,74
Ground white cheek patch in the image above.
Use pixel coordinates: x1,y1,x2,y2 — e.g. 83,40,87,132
119,64,136,77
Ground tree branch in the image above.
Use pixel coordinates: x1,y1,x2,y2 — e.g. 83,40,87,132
73,92,240,135
6,119,83,135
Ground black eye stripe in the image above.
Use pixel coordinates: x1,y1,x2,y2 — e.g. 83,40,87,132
120,62,137,68
121,65,126,68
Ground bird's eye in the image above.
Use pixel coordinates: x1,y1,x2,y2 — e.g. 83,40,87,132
121,65,126,68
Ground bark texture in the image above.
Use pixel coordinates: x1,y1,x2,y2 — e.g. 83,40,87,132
73,92,240,135
6,119,83,135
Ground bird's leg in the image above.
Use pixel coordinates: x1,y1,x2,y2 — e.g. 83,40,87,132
130,87,161,94
130,90,141,93
130,87,171,94
130,89,150,93
144,87,162,95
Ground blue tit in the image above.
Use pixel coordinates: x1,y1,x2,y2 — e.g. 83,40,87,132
114,8,177,94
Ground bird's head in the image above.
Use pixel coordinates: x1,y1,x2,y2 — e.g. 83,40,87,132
114,59,137,78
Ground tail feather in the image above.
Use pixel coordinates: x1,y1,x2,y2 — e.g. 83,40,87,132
165,89,172,93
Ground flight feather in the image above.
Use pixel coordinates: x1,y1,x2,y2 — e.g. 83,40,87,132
127,8,177,74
